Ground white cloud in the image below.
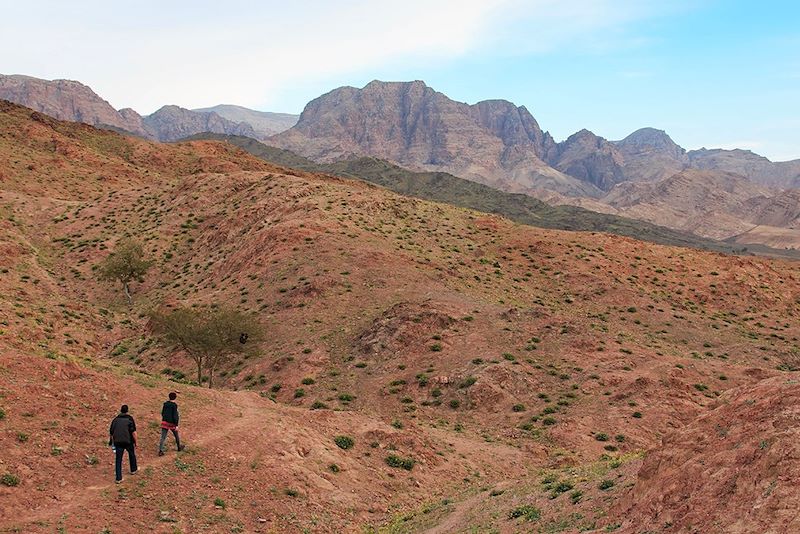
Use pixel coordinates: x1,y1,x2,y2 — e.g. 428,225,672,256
0,0,673,113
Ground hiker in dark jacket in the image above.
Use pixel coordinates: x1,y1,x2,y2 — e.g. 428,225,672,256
158,391,184,455
109,404,138,483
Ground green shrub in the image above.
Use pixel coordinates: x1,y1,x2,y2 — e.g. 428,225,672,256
301,377,315,385
599,479,615,490
385,454,415,470
214,497,226,508
1,473,19,487
449,399,460,409
512,404,526,412
459,376,477,388
430,343,442,352
333,435,354,450
508,504,540,521
595,433,609,441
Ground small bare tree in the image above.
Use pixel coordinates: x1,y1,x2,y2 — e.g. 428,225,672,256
151,306,262,388
150,307,207,385
97,239,151,305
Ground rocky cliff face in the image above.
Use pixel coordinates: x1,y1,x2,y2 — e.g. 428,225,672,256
547,129,626,190
0,74,150,137
269,80,600,197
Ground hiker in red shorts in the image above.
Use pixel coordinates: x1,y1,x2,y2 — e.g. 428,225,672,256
158,391,185,455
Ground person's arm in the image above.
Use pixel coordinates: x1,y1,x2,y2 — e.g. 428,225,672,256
130,418,138,446
109,420,114,446
176,405,180,426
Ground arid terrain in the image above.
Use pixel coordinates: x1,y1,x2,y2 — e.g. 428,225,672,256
2,99,800,534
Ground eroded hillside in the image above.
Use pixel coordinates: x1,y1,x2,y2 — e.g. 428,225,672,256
2,101,800,533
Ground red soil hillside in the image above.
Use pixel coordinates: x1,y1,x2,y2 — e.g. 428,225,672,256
612,376,800,533
1,100,800,532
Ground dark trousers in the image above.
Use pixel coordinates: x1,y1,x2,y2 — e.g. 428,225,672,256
114,442,137,481
159,427,181,452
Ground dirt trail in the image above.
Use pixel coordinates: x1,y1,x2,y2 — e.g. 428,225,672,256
14,391,269,527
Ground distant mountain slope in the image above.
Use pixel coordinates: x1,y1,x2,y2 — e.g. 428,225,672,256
268,80,601,198
188,133,800,258
689,148,800,188
0,74,287,143
142,105,256,142
193,104,298,137
0,74,150,137
602,169,774,240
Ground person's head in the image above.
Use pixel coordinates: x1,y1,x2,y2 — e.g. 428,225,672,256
169,392,177,401
120,404,129,414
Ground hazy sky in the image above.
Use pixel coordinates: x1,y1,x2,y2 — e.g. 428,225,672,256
2,0,799,160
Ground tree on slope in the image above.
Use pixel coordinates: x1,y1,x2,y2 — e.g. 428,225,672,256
151,306,262,388
97,239,151,305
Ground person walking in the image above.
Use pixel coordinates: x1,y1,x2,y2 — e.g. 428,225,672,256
109,404,138,483
158,391,184,456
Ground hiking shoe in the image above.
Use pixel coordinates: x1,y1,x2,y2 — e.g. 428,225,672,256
178,445,185,452
130,470,138,475
158,450,165,457
115,479,122,484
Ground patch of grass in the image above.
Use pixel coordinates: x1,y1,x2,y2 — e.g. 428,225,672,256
508,504,540,521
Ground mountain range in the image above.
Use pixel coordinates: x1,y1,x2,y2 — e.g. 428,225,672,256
0,74,299,142
267,80,800,196
4,74,800,248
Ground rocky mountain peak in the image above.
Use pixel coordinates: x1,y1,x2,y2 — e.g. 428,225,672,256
617,127,685,157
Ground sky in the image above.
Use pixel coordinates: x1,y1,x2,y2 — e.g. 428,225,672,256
2,0,799,160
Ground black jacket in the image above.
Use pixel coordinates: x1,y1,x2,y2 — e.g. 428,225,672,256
110,413,136,445
161,400,179,425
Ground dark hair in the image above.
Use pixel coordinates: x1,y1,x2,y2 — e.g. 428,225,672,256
120,404,129,413
169,392,177,400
